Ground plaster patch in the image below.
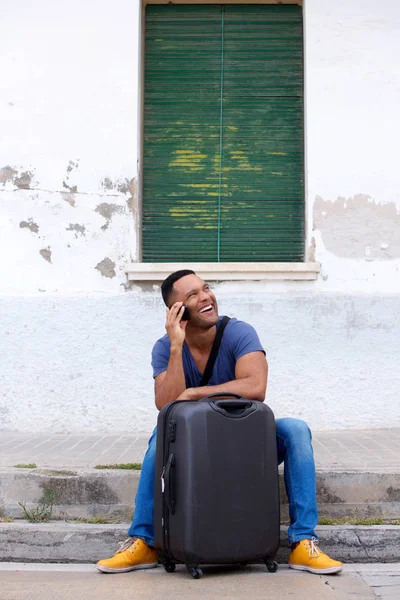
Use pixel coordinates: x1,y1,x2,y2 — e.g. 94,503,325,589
66,223,86,237
39,248,52,263
126,177,138,214
95,202,125,230
19,219,39,234
0,166,18,184
62,181,78,193
95,257,116,278
101,176,133,195
314,195,400,260
62,159,79,193
0,166,34,189
102,177,114,191
60,192,76,207
14,171,33,190
307,236,316,262
66,160,79,175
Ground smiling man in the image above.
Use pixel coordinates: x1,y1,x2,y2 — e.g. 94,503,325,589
96,269,343,575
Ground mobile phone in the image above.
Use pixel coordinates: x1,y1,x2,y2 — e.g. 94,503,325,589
181,306,191,321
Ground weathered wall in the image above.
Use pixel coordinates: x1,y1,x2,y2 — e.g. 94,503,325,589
1,293,399,432
305,0,400,292
1,0,399,433
0,0,139,292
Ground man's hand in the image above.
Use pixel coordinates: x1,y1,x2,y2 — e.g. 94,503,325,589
166,302,188,348
154,302,188,410
176,388,196,401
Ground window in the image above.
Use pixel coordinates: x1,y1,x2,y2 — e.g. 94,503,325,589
142,3,304,263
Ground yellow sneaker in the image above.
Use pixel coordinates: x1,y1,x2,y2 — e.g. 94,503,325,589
96,537,158,573
288,538,343,575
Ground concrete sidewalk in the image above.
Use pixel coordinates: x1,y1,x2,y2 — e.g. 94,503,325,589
1,562,400,600
1,427,399,566
1,427,400,471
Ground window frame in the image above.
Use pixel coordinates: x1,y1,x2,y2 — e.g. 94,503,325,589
126,0,320,282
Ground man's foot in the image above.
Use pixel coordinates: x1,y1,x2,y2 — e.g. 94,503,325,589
96,538,158,573
288,538,343,575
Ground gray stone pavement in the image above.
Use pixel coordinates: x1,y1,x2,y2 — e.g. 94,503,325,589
1,428,400,471
2,562,400,600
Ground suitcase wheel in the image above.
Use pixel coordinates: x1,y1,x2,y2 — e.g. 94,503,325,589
162,560,176,573
264,559,278,573
187,566,203,579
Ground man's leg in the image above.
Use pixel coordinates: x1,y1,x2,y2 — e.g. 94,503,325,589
127,426,157,545
276,417,342,575
276,417,318,543
96,427,158,573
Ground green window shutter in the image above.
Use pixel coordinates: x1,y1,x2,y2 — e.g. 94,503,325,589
221,5,304,261
143,5,222,262
142,4,304,262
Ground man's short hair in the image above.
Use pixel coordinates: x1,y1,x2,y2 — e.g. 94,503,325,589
161,269,195,306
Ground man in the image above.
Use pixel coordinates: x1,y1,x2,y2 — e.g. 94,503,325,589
97,269,342,575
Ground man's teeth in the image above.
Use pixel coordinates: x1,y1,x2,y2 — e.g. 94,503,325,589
200,305,213,313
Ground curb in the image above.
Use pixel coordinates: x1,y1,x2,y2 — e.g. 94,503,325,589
2,468,400,521
1,522,399,564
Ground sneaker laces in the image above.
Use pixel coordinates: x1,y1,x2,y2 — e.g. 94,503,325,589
117,537,138,554
307,537,321,558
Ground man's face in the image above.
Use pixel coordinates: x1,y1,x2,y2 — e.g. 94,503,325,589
171,274,219,329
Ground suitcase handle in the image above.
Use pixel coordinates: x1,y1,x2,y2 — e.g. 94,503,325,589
203,394,256,418
213,399,255,417
164,453,176,515
203,392,244,401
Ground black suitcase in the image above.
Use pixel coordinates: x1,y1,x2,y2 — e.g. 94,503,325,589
154,393,280,578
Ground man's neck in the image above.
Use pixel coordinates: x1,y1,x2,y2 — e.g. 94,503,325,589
185,324,217,353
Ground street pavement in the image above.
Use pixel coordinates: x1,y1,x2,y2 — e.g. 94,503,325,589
1,428,399,598
1,562,400,600
1,428,400,471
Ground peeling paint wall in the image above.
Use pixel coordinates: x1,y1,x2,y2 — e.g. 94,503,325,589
0,0,139,293
0,0,400,433
0,185,134,292
305,0,400,292
313,195,400,261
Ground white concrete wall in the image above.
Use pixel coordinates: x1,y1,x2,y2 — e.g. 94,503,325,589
1,292,399,432
0,0,140,293
305,0,400,292
0,0,399,433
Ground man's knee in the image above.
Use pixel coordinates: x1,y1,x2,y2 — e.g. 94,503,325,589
276,418,312,444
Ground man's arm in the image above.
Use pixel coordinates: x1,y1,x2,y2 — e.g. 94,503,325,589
154,302,188,411
154,354,186,411
176,351,268,402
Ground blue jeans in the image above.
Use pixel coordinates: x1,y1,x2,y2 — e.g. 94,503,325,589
128,418,318,546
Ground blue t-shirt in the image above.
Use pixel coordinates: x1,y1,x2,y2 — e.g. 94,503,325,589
151,317,265,388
